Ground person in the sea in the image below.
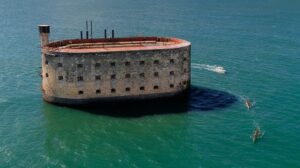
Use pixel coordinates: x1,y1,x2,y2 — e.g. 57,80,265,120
252,127,262,143
245,99,252,109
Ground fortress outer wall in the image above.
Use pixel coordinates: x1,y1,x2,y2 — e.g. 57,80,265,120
42,46,190,105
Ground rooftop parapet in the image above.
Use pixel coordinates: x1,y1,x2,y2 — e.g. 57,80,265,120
45,37,190,53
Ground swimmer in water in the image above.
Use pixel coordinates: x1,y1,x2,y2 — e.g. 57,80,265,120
252,127,262,143
245,99,252,110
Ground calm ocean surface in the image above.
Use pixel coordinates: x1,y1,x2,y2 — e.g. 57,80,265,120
0,0,300,167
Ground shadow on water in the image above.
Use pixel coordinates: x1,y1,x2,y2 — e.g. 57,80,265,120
72,86,237,118
188,86,237,111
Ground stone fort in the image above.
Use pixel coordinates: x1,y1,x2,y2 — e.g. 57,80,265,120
39,25,191,105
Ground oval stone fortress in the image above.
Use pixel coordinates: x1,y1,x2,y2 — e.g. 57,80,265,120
39,25,191,105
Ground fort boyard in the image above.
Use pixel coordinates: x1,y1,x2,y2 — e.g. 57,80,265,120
38,25,191,105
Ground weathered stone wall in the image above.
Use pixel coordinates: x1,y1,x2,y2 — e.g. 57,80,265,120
42,46,190,103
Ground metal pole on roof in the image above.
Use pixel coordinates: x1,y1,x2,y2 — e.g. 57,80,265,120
85,20,89,39
90,20,93,39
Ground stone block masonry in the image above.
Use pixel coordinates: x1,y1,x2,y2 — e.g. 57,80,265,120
39,25,191,105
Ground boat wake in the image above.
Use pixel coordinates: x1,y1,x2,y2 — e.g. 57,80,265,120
192,63,226,74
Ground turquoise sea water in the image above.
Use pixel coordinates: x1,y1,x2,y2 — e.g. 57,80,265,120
1,0,300,167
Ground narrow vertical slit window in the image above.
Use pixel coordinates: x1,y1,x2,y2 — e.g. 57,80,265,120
170,71,175,76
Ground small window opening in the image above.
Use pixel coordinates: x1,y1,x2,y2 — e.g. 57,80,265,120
45,73,49,77
170,59,175,64
125,61,130,66
95,75,101,80
45,60,48,65
139,73,145,78
170,84,174,88
184,69,188,73
58,76,63,80
170,71,175,76
77,76,83,81
140,86,145,91
95,63,101,68
78,91,84,95
183,81,187,85
154,60,159,64
57,63,63,67
125,74,131,78
110,62,116,67
77,64,83,68
140,61,145,65
125,87,130,92
154,72,159,77
154,85,159,90
96,89,101,94
183,57,187,61
111,74,116,79
111,88,116,93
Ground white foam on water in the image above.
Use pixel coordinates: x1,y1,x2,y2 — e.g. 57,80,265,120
192,63,226,74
